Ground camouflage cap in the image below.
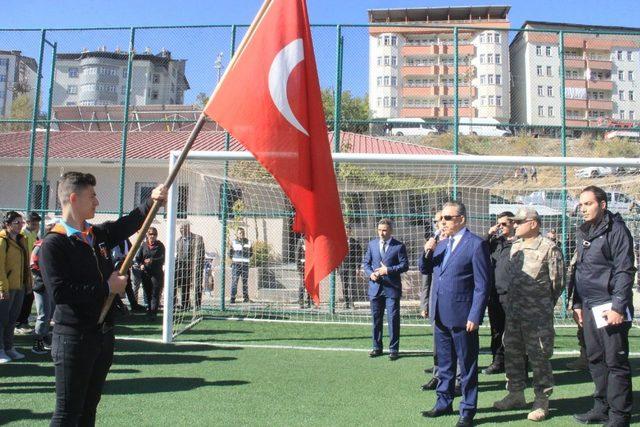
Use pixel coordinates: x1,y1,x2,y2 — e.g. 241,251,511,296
513,206,540,222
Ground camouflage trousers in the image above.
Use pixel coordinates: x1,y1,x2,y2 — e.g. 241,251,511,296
504,314,555,398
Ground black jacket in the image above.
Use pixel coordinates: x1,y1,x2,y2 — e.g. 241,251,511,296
487,234,513,296
134,240,165,276
40,200,152,334
572,211,636,316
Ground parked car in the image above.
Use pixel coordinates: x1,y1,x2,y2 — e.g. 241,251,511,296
516,190,579,213
575,166,614,178
387,118,438,136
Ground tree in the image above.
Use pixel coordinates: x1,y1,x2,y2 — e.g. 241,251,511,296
1,94,33,131
321,88,369,133
194,92,209,109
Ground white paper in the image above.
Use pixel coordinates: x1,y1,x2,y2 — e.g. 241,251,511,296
591,302,632,328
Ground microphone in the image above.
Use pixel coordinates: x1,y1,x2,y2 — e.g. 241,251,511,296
424,230,441,258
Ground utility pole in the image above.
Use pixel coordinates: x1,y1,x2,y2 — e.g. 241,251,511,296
214,52,224,85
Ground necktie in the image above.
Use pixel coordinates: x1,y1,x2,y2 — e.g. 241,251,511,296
380,241,387,260
442,238,453,267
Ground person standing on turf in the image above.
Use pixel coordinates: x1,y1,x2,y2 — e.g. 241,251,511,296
40,172,166,425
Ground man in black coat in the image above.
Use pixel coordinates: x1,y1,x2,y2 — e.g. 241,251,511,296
339,224,362,309
572,186,635,427
175,222,205,310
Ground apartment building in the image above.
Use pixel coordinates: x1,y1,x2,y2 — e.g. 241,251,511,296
0,50,37,117
53,47,189,107
368,6,511,123
510,21,640,129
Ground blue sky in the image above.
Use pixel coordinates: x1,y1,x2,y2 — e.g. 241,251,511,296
3,0,639,103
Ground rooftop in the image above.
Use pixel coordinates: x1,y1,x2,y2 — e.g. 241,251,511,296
368,5,510,23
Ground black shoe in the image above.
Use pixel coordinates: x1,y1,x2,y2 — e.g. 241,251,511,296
369,349,383,358
421,406,453,418
573,410,609,424
131,304,146,313
230,298,236,304
421,377,439,390
243,297,250,303
31,339,48,355
389,352,399,361
454,383,462,397
456,416,474,427
482,363,504,375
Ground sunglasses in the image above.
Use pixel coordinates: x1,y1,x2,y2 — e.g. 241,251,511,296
442,215,462,221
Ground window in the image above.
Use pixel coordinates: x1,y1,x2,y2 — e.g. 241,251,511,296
479,75,486,84
377,56,382,66
538,105,544,117
495,33,501,43
32,181,50,211
121,86,126,95
546,66,552,76
383,56,390,66
538,85,544,96
547,86,553,97
152,74,160,84
629,90,634,101
134,182,157,208
495,74,502,85
488,95,495,106
377,97,381,107
390,36,397,46
487,54,494,64
377,76,382,86
68,67,79,78
383,36,390,46
479,54,485,64
620,110,625,119
629,111,635,120
495,53,501,64
488,74,494,84
122,68,127,78
487,33,493,43
390,76,397,86
391,56,397,66
618,70,624,80
617,50,623,60
383,97,389,107
627,51,633,61
619,90,625,101
390,97,397,107
65,102,76,106
383,76,390,86
479,34,486,43
66,85,77,94
537,65,543,76
546,46,551,56
150,89,159,100
548,106,554,117
496,95,502,106
0,58,8,66
629,71,634,81
480,96,486,106
536,46,542,56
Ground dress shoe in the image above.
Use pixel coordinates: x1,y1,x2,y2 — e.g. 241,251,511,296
573,410,609,424
421,406,453,418
456,416,473,427
482,362,504,374
388,352,399,361
421,377,438,390
368,349,383,358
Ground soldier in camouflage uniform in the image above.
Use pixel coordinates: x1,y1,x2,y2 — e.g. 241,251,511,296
493,207,565,422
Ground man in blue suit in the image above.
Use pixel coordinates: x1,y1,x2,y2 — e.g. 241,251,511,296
363,218,409,361
419,201,491,427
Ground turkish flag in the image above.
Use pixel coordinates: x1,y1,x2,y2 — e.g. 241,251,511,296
203,0,347,304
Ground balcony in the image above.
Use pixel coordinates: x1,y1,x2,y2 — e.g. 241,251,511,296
587,80,613,91
588,99,613,110
402,45,439,56
402,65,439,75
400,107,439,117
441,107,476,117
440,44,476,56
566,119,588,127
565,79,586,89
564,58,586,69
566,99,588,109
401,86,439,97
441,86,477,97
587,59,612,71
440,65,474,75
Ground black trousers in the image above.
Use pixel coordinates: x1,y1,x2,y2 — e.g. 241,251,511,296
487,288,505,365
141,271,163,313
583,307,633,424
50,329,114,426
339,269,356,305
16,291,34,325
175,261,203,309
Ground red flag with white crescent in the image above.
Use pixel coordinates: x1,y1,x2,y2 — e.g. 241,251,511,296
203,0,347,304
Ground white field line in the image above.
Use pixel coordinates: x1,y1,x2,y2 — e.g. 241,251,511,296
116,336,640,357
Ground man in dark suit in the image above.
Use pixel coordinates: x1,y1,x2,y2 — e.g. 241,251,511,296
362,218,409,361
420,201,491,427
175,222,205,310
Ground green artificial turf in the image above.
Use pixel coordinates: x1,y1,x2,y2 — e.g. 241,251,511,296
1,315,638,426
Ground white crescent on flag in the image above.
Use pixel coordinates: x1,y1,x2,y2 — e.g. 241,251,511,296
268,38,309,136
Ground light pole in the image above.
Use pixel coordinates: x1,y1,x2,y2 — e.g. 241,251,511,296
214,52,224,85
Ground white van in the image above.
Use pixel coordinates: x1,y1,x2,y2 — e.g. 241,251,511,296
458,117,511,137
387,118,438,136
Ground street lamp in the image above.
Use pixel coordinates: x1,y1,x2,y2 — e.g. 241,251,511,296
214,52,224,85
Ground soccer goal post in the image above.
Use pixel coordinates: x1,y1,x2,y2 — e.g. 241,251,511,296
162,149,640,343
